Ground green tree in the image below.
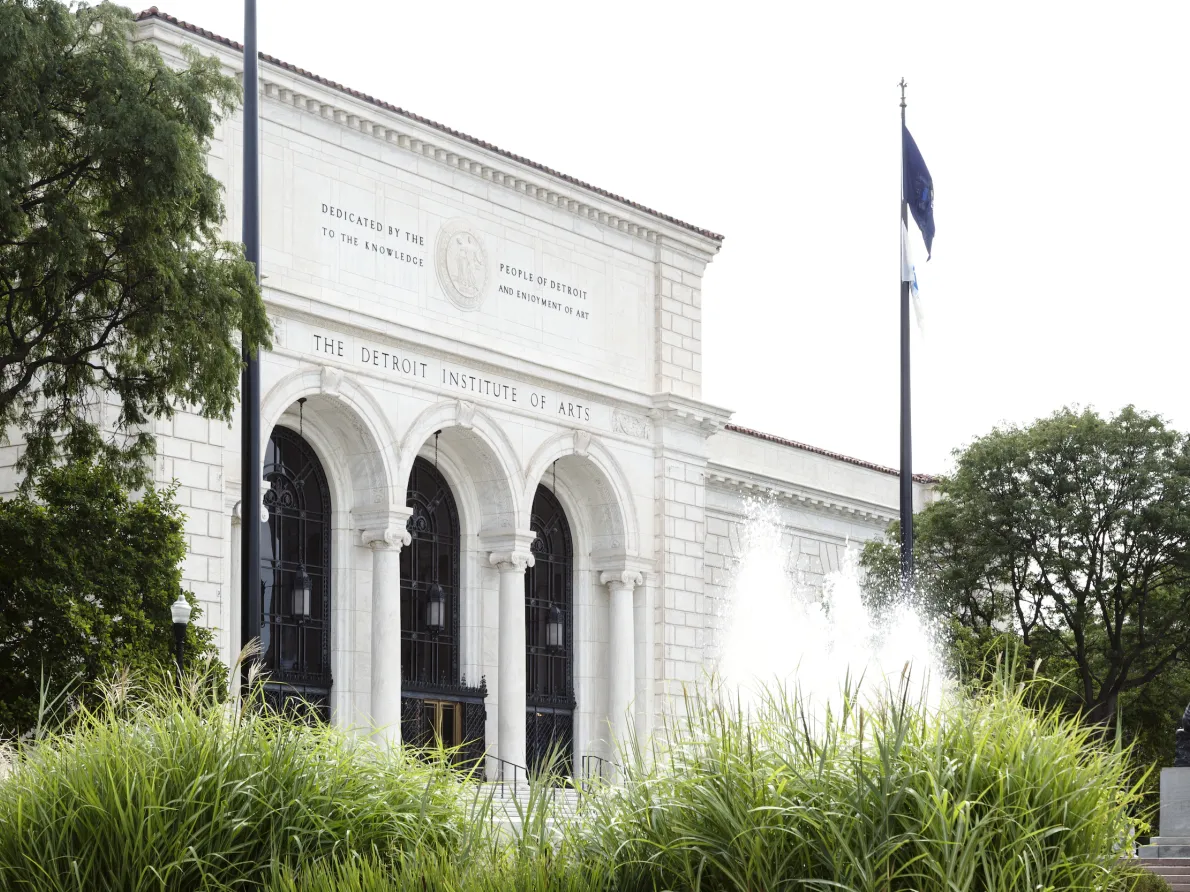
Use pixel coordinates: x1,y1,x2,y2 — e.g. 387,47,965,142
0,459,219,738
862,406,1190,728
0,0,268,486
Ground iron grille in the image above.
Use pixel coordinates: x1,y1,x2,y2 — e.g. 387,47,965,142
526,704,574,778
401,457,461,685
525,484,574,776
401,678,487,771
259,426,333,714
260,683,331,725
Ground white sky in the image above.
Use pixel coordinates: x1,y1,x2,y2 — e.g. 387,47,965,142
138,1,1190,475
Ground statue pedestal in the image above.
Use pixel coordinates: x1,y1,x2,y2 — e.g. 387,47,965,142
1139,768,1190,858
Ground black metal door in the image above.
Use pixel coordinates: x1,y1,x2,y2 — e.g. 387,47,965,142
526,484,574,777
260,426,332,721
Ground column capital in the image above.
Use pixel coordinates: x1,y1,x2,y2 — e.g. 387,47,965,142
363,527,411,550
483,528,537,571
358,505,413,550
489,550,534,572
600,569,643,590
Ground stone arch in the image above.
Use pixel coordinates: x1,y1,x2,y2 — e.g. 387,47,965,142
260,367,400,516
523,431,638,555
396,400,524,534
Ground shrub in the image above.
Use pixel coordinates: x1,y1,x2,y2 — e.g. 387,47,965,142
1126,872,1173,892
575,674,1146,892
0,459,219,737
0,663,481,892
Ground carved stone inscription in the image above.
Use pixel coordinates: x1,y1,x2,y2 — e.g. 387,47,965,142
297,321,608,427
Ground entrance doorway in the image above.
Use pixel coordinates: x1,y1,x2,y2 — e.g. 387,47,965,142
525,484,574,777
258,425,333,721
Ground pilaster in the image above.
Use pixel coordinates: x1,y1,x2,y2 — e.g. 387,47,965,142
650,396,731,712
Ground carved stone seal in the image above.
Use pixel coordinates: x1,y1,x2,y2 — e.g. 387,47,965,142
435,218,488,310
612,408,650,440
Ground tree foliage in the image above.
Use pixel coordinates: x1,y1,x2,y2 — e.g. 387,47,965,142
0,459,218,738
0,0,268,486
862,406,1190,727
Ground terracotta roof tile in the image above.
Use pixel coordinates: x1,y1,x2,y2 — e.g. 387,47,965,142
723,423,939,484
134,8,724,243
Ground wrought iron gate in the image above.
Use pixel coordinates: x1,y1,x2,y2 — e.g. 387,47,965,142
401,679,487,770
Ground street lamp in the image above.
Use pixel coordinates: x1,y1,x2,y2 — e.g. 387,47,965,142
426,582,446,634
170,594,192,678
293,565,313,618
546,604,564,652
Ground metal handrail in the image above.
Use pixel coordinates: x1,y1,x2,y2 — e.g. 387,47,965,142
579,753,620,793
482,754,575,815
484,754,527,794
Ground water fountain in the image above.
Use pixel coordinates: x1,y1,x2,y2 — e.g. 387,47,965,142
718,498,943,714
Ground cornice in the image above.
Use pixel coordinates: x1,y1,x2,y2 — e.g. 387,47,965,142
134,10,724,259
723,423,940,485
649,394,733,435
705,463,898,526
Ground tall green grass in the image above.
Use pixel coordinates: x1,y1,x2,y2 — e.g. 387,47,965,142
574,670,1147,892
0,656,1153,892
0,660,484,892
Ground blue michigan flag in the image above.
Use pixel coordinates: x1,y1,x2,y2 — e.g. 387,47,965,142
902,125,934,258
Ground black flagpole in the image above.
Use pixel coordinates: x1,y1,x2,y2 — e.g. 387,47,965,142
898,78,915,590
240,0,262,673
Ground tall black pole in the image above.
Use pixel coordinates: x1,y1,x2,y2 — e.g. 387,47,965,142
898,78,915,590
240,0,262,673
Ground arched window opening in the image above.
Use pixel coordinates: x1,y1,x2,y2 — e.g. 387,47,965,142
525,483,574,777
401,457,460,683
259,426,332,722
400,456,486,765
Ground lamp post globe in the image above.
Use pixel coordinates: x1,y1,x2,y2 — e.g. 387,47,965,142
170,594,192,678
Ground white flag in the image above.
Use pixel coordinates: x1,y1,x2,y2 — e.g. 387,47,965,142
902,221,925,331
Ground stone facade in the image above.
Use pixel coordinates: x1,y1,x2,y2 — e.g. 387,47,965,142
0,11,934,768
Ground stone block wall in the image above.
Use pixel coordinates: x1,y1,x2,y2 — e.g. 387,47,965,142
654,236,709,400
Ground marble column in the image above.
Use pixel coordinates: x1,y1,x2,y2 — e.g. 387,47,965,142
602,569,643,747
364,526,410,749
492,547,534,770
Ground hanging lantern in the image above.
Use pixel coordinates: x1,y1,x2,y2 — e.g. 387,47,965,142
293,565,312,617
427,582,446,634
546,604,564,652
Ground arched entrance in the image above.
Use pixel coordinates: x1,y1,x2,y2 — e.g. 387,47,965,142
400,456,486,763
259,426,333,721
526,484,575,776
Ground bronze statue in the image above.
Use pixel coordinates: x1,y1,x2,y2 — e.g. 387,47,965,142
1176,702,1190,767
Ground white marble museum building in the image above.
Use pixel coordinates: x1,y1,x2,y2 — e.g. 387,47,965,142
7,10,936,774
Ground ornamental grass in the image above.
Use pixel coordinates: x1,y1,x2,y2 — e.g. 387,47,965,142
0,655,485,892
572,669,1149,892
0,655,1159,892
